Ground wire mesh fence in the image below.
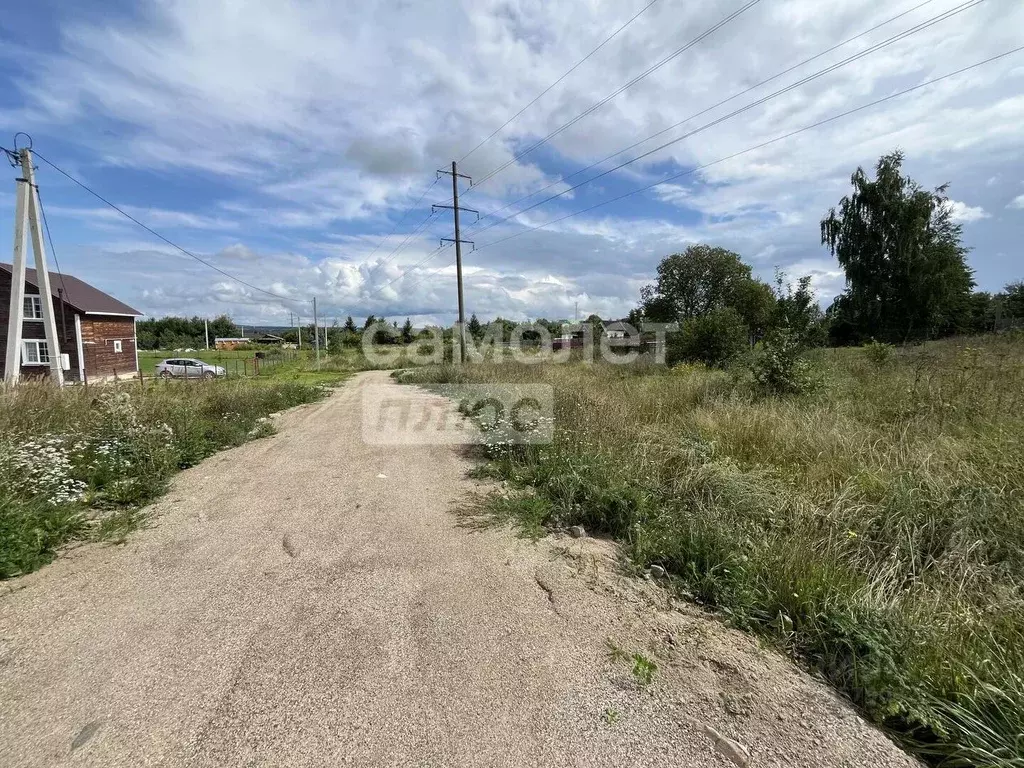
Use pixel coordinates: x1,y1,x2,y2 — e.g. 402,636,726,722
129,348,300,387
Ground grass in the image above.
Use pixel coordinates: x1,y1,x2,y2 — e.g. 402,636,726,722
398,334,1024,766
138,348,258,376
0,376,330,578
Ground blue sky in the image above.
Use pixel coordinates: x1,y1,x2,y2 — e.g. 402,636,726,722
1,0,1022,326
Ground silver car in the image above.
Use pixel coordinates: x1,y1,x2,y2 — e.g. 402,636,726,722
154,357,226,379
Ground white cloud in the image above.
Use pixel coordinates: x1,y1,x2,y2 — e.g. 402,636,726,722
1009,194,1024,210
5,0,1024,320
947,200,990,224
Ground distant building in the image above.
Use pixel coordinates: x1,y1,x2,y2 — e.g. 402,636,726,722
603,321,631,339
254,333,285,344
1,263,142,382
214,337,249,350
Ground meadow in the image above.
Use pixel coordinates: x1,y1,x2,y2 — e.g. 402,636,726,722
399,334,1024,767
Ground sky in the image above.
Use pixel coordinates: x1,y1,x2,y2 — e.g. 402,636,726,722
0,0,1021,327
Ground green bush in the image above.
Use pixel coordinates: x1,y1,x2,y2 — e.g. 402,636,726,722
666,307,749,368
863,339,896,366
750,330,819,396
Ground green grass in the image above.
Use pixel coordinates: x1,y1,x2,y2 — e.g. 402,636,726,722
138,348,257,376
0,377,329,578
399,334,1024,766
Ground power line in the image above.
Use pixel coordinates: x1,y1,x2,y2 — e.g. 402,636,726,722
360,176,442,277
31,150,296,302
34,190,72,304
388,255,458,297
459,0,666,164
472,46,1024,253
464,0,983,241
364,207,441,278
464,0,941,234
467,0,764,191
362,241,456,302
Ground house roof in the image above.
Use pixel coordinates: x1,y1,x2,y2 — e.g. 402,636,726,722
1,263,142,316
603,321,632,332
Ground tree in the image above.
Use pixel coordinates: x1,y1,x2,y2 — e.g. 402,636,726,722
666,307,748,368
467,313,482,339
821,150,975,343
773,270,826,345
401,318,414,344
363,314,377,330
732,278,777,339
1005,281,1024,319
344,316,357,333
640,245,753,322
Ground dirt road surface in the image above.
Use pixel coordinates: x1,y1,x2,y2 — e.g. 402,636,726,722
0,372,917,767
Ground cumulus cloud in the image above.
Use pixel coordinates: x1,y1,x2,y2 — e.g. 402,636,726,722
947,200,990,224
1009,194,1024,210
3,0,1024,321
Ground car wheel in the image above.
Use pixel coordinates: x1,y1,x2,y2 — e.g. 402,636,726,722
204,371,216,380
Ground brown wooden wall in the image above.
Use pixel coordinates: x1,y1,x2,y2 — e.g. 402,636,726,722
80,316,137,380
0,270,83,381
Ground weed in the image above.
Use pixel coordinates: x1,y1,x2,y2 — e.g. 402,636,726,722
605,638,630,664
602,707,620,725
631,653,658,687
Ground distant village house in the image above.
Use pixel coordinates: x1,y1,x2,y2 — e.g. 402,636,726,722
214,337,249,350
1,263,142,382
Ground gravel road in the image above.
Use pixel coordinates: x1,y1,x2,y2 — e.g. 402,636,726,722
0,371,918,767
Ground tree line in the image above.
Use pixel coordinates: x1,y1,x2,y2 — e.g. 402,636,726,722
136,315,240,350
630,150,1023,368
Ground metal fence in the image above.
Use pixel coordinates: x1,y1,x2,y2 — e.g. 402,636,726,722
132,349,300,385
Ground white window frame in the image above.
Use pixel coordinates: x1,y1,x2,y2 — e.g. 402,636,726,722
113,339,123,353
23,294,43,321
22,339,51,366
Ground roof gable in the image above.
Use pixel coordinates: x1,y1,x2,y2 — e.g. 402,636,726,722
0,263,142,316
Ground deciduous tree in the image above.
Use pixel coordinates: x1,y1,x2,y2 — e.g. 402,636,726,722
821,151,974,343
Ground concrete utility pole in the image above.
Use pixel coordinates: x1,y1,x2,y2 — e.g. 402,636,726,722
5,147,64,385
312,297,320,370
434,161,477,364
204,318,210,350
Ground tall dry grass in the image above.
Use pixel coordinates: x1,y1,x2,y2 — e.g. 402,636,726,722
401,334,1024,766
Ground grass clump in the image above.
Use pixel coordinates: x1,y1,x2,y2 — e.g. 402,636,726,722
0,378,327,578
400,334,1024,765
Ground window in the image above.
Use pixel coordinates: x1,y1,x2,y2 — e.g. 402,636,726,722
22,340,50,365
23,294,42,320
113,340,123,353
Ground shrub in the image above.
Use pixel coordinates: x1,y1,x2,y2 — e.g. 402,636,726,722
667,307,749,368
862,339,895,366
750,330,818,396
